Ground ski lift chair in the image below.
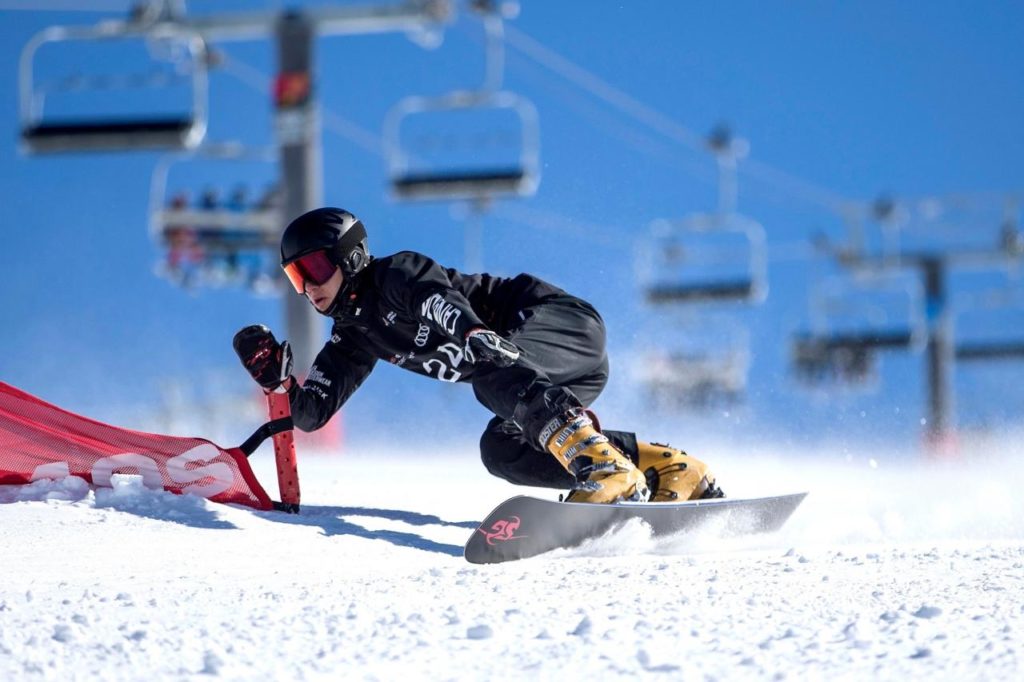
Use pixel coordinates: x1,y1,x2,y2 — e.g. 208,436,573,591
640,348,750,410
149,144,281,290
790,269,924,388
19,23,208,154
149,143,280,251
640,213,768,305
384,87,539,202
634,311,751,411
954,288,1024,361
809,270,926,346
382,1,539,202
792,335,875,385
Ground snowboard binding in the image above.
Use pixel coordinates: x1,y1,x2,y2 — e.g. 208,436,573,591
636,442,725,503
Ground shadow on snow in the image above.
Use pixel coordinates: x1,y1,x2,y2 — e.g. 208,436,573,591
1,481,482,554
255,504,481,557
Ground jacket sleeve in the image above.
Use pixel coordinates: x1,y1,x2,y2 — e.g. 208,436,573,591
287,328,377,432
377,251,487,342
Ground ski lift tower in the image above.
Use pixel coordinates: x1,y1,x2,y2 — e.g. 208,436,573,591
17,0,452,370
795,194,1024,449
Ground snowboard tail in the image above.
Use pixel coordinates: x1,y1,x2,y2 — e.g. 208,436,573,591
465,492,807,564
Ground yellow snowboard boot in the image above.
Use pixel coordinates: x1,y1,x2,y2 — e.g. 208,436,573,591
541,410,650,504
636,441,724,502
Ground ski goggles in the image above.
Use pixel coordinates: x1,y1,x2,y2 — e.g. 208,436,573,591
282,250,338,294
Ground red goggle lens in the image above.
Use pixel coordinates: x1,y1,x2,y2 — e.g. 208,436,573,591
282,251,337,294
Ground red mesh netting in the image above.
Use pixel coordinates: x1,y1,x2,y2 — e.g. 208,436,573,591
0,381,272,510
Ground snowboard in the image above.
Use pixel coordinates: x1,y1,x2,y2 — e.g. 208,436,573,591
464,492,807,564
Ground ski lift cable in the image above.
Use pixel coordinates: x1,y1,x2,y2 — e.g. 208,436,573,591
460,19,733,195
916,190,1023,209
766,240,818,263
216,48,385,158
498,35,860,220
502,24,860,217
502,24,708,151
500,197,815,265
0,1,129,10
741,157,859,217
492,201,619,246
321,107,387,159
500,45,720,191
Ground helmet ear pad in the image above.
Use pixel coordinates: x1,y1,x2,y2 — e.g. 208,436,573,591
346,246,365,273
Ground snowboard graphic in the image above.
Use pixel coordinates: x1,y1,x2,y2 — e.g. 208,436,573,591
465,492,807,564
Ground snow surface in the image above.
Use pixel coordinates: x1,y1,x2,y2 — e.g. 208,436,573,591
2,437,1023,681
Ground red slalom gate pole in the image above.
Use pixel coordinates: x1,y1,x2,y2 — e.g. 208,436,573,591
266,389,301,513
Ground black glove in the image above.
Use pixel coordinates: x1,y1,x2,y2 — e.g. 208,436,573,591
233,324,293,391
464,328,521,368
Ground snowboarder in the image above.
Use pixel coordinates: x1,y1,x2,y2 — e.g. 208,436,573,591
233,208,723,504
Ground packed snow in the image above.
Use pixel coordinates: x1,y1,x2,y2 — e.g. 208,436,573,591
2,433,1023,680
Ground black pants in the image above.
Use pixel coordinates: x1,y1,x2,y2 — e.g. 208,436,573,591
470,294,638,489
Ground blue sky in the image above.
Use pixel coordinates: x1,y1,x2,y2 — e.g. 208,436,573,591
1,1,1022,451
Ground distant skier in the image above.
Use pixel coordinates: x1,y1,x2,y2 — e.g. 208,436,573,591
233,208,723,504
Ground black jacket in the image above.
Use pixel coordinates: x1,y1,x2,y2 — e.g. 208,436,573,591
288,251,565,431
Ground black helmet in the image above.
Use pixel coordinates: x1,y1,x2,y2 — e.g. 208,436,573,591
280,207,370,277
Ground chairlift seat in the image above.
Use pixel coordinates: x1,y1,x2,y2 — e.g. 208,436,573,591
22,116,199,154
188,233,275,252
392,167,529,201
794,329,915,353
645,279,756,304
956,341,1024,361
161,227,275,253
157,208,279,252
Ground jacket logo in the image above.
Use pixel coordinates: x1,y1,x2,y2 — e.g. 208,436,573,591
382,311,398,327
414,324,430,347
421,293,462,336
306,367,332,387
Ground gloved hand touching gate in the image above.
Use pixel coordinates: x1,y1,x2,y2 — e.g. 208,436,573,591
233,324,293,392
